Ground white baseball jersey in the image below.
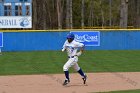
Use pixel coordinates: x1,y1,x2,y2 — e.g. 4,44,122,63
62,40,84,57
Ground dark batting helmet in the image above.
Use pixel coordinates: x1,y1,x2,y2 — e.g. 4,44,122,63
67,33,75,39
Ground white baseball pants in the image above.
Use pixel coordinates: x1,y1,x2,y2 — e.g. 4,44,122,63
63,56,80,71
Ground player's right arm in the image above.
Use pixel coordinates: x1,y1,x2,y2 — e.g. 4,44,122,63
62,41,67,52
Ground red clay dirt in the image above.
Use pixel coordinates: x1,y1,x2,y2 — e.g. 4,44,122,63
0,72,140,93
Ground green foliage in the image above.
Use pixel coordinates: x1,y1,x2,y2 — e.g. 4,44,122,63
72,0,122,27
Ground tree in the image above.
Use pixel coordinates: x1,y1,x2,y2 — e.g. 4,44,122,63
81,0,85,29
109,0,112,26
57,0,62,29
134,0,140,28
30,0,139,29
88,0,94,27
69,0,73,29
32,0,37,29
66,0,70,29
100,0,105,27
120,0,128,28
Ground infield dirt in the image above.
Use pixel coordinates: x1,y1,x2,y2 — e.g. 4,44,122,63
0,72,140,93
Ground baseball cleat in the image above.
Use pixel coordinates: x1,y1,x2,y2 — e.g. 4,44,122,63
82,75,87,84
63,79,70,86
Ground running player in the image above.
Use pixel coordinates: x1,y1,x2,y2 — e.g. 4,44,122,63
62,33,87,86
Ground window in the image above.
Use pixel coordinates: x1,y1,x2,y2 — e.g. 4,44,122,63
20,0,28,2
4,5,12,16
15,5,22,16
0,0,4,2
26,5,30,16
25,2,31,16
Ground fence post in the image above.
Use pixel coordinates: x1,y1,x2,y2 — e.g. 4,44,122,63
0,48,2,55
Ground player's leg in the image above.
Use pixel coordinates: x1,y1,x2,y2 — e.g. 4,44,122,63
73,63,86,77
73,63,87,84
63,58,75,85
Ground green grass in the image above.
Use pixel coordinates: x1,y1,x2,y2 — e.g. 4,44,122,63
0,50,140,75
96,89,140,93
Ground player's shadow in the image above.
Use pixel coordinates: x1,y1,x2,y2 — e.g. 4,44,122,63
64,83,88,87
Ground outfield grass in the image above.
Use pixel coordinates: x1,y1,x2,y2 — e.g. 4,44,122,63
0,50,140,75
96,89,140,93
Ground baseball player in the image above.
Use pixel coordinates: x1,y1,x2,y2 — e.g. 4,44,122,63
62,33,87,86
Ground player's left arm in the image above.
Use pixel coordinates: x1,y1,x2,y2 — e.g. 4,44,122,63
75,43,85,56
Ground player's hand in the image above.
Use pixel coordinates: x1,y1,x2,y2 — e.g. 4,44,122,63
62,48,65,52
76,51,82,56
